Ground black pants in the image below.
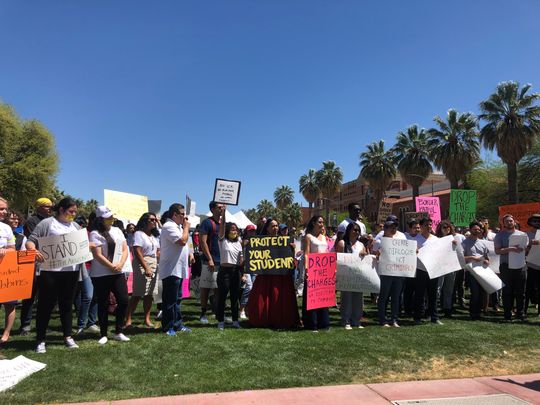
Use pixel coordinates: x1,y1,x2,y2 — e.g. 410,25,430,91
500,264,527,319
525,267,540,315
403,277,415,316
414,270,439,322
217,265,241,322
453,269,465,305
92,274,128,336
302,283,330,330
466,272,485,319
36,271,79,342
20,272,39,331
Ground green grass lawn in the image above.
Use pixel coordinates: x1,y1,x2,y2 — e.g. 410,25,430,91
1,298,539,405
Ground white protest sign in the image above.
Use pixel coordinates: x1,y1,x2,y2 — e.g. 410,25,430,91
468,264,504,294
38,229,93,270
526,230,540,268
213,178,241,206
455,236,467,270
417,235,462,279
509,234,528,269
112,239,132,273
485,240,500,274
336,253,380,293
377,237,417,278
0,355,46,392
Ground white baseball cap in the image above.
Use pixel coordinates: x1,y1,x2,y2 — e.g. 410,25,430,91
95,205,114,219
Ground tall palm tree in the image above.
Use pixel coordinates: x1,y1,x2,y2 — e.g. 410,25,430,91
479,81,540,203
299,169,320,218
359,140,396,211
273,185,294,210
256,199,277,219
427,109,480,189
392,125,433,199
315,161,343,222
280,203,303,229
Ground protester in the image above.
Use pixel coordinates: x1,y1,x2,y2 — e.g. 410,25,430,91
125,212,160,328
26,197,82,353
494,214,529,321
335,222,366,329
525,214,540,316
372,218,406,327
126,223,136,248
216,207,243,330
337,203,367,239
302,215,330,331
199,202,223,324
159,203,191,335
247,218,299,329
239,224,257,319
0,198,17,345
435,220,461,317
403,219,421,316
89,206,130,344
462,221,490,320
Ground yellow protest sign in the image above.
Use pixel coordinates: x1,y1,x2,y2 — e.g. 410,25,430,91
104,189,148,222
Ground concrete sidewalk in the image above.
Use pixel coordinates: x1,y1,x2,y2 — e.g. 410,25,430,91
67,373,540,404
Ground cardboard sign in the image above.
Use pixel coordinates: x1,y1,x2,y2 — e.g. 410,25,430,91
449,189,477,227
244,236,294,275
0,355,46,392
527,230,540,267
336,253,380,293
104,189,149,223
417,235,462,279
485,240,500,274
508,234,528,269
37,229,93,270
498,202,540,232
377,237,417,278
377,199,393,224
112,240,133,273
0,250,36,302
468,264,504,294
306,252,337,310
415,197,441,231
213,178,241,206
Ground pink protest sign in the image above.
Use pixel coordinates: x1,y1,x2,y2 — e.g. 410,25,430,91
415,196,441,231
306,252,337,310
182,267,191,299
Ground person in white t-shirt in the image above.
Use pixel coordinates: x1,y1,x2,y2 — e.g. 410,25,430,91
26,197,83,353
337,203,367,238
89,206,130,344
159,203,191,335
125,212,160,328
216,206,243,330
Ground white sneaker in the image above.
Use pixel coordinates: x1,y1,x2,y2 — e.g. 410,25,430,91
225,317,233,324
217,322,225,330
232,321,241,329
87,325,100,333
113,333,130,342
35,341,46,354
240,310,247,320
74,328,84,336
344,324,352,330
65,337,79,349
200,316,209,324
98,336,108,345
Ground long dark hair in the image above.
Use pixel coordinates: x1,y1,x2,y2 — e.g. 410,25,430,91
136,212,160,237
261,218,278,236
306,215,324,235
224,222,239,241
94,217,116,261
53,197,77,215
435,220,455,237
343,222,360,253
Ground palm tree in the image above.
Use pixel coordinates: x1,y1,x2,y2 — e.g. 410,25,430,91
280,203,303,229
359,140,396,210
392,125,433,199
273,185,294,210
256,199,277,219
315,161,343,222
479,81,540,203
299,169,320,218
427,109,480,190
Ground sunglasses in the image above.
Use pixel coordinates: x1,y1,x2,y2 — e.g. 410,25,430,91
149,218,157,222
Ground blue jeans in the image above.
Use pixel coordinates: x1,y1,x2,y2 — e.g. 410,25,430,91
378,275,404,324
161,276,184,332
75,275,98,329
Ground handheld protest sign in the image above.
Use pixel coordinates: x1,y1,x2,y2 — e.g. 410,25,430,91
244,236,295,275
377,237,417,278
415,197,441,232
0,250,36,302
377,199,393,224
306,252,337,311
498,202,540,232
213,178,241,206
37,229,94,270
104,189,149,223
336,253,380,293
417,235,462,279
449,189,477,227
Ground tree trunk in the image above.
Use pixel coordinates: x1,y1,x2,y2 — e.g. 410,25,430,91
412,184,420,199
449,177,459,190
507,161,519,204
308,201,313,220
325,200,330,225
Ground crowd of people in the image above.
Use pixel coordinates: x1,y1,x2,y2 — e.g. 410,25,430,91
0,195,539,355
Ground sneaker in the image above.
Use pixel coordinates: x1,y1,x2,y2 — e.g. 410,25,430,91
87,324,100,333
20,327,31,337
74,328,84,336
358,325,364,329
232,321,241,329
98,336,108,345
392,322,400,328
199,316,209,324
179,326,192,333
35,341,46,354
382,324,391,328
217,322,225,331
166,329,176,336
225,317,233,324
240,310,247,320
432,319,444,325
344,324,353,330
312,329,319,333
65,337,79,349
113,333,130,342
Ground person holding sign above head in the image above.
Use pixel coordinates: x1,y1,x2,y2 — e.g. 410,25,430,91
0,197,16,346
125,212,160,329
216,206,243,330
26,197,83,353
335,222,366,329
247,218,300,329
372,218,406,328
303,215,330,332
495,214,529,321
89,206,130,344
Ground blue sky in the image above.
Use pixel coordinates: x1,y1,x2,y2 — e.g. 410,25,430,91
1,1,539,213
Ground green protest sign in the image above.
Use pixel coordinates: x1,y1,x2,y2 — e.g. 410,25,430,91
449,189,477,226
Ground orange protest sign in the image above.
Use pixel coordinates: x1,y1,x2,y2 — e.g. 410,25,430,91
0,250,36,302
498,202,540,232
